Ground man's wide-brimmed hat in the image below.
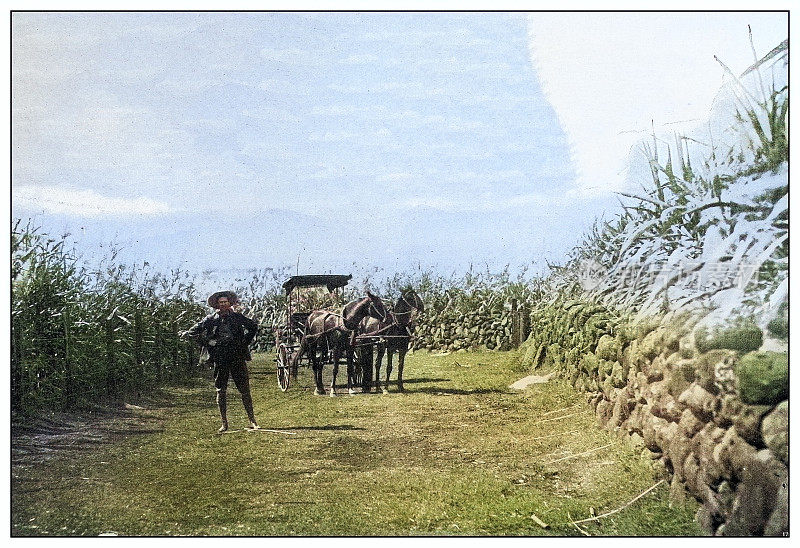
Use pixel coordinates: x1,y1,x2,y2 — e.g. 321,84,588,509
208,291,239,309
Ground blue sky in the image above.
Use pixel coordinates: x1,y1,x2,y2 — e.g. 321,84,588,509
11,11,789,279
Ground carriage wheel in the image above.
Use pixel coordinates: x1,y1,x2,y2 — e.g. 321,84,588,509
276,343,291,392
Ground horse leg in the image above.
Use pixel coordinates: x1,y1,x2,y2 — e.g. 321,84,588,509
383,347,393,394
375,345,385,392
313,358,325,396
330,345,340,397
360,347,372,393
310,341,325,396
359,346,372,393
347,347,356,396
397,345,407,392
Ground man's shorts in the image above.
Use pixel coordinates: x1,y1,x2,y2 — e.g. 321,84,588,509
213,359,251,393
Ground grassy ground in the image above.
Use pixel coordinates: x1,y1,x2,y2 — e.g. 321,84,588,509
12,349,705,536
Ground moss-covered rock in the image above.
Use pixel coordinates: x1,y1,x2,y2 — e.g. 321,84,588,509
601,376,615,400
635,316,661,340
678,335,696,359
638,327,663,361
662,322,686,354
642,355,665,383
546,343,562,369
732,403,772,447
610,360,627,388
761,400,788,464
678,383,716,421
664,351,683,369
766,300,788,340
694,350,737,393
580,352,599,375
621,339,636,367
666,359,696,398
678,408,703,438
598,358,615,380
521,343,539,369
565,347,581,369
696,321,763,354
595,334,620,361
736,352,788,405
766,316,788,340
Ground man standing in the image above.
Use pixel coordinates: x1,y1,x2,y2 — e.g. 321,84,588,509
184,291,260,433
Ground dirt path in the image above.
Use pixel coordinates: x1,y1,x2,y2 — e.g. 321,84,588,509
12,405,167,464
11,351,703,536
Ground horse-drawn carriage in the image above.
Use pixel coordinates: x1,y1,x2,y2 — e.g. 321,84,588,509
273,274,353,391
273,274,424,395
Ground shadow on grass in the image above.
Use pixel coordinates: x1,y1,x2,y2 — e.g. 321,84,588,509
389,377,449,384
283,424,365,431
250,369,277,378
407,386,508,396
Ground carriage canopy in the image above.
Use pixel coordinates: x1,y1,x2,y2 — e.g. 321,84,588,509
282,274,352,295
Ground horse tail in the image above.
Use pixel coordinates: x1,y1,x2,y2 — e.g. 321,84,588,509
289,334,307,370
289,315,316,370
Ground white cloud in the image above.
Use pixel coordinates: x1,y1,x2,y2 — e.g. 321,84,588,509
446,119,486,132
527,12,788,198
447,171,478,183
306,167,343,180
121,19,205,41
377,172,414,182
308,130,358,143
458,94,540,109
307,127,397,144
258,79,311,96
327,81,447,98
259,47,323,66
238,141,296,161
486,170,525,182
426,142,457,151
370,109,485,133
158,77,243,95
242,106,299,122
399,190,562,213
339,54,379,65
184,118,232,130
13,92,198,191
309,105,363,116
360,28,493,48
14,185,174,218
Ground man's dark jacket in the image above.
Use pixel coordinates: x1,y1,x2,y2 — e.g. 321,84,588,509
185,311,258,364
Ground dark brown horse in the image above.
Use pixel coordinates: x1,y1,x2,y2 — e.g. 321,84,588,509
290,292,387,396
358,288,424,393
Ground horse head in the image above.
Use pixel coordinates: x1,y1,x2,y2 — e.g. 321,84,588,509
392,288,424,326
342,292,387,330
366,291,388,322
403,288,424,314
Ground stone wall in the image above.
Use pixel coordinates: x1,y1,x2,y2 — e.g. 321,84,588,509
521,300,789,536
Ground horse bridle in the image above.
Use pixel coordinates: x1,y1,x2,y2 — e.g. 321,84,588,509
368,298,388,322
390,293,421,325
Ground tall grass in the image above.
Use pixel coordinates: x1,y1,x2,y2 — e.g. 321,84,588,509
11,220,205,416
543,40,788,330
